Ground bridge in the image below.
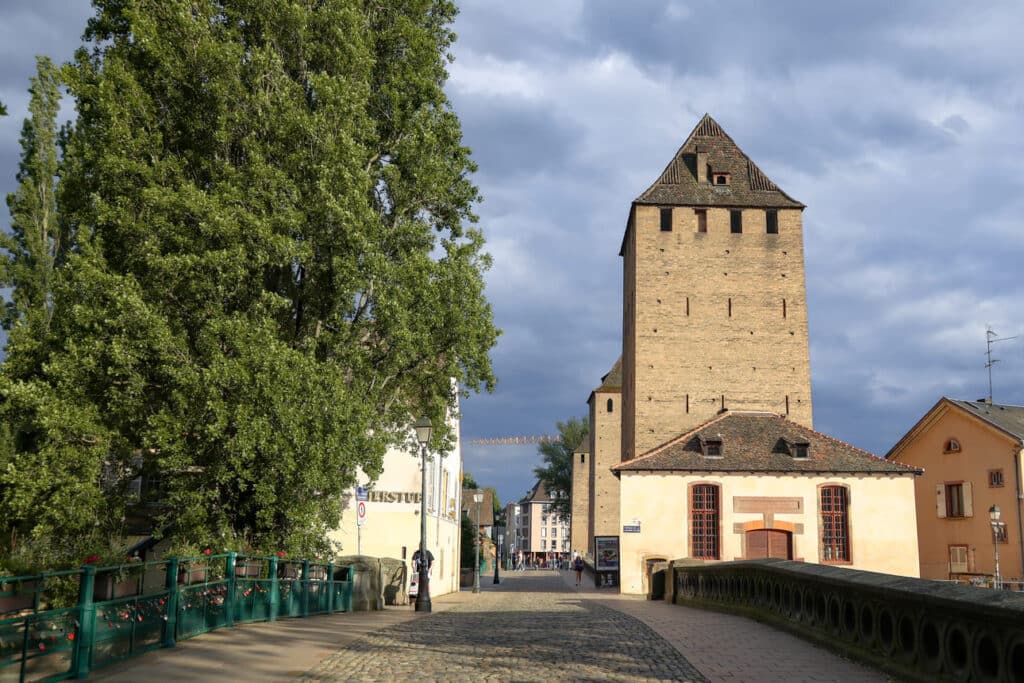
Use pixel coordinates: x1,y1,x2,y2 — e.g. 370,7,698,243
3,557,1023,681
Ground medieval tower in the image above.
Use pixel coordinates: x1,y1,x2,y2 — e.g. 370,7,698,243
620,114,813,461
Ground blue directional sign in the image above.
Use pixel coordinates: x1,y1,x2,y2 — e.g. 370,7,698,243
355,486,368,502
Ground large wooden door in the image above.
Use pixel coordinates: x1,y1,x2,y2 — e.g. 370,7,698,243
745,529,792,559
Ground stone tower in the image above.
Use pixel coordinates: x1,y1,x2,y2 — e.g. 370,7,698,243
620,114,813,460
587,359,622,542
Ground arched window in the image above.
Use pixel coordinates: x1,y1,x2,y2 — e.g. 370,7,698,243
820,485,850,563
690,484,720,559
606,398,613,413
944,438,961,453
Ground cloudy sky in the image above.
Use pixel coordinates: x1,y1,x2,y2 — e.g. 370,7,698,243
4,2,1024,507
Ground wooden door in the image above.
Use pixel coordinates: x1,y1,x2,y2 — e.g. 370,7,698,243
746,530,792,559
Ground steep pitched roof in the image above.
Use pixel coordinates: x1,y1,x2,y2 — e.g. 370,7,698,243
635,114,803,209
589,357,622,405
886,397,1024,461
614,411,920,474
574,431,591,453
462,488,495,526
521,479,551,504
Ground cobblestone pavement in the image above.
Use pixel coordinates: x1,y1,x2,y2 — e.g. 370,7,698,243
301,569,891,683
301,572,706,682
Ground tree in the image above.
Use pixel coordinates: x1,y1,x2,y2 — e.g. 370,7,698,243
462,472,479,490
0,101,7,116
0,0,498,568
533,417,588,520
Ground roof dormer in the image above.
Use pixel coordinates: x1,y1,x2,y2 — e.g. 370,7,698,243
699,435,723,458
784,438,810,459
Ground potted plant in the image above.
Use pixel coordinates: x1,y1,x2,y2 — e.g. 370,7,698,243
91,554,144,601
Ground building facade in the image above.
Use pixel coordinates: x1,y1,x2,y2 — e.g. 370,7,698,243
886,398,1024,582
516,481,571,563
327,410,463,598
574,114,922,594
570,432,591,559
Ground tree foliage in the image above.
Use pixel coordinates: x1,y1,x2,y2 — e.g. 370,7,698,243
0,0,498,569
533,416,588,520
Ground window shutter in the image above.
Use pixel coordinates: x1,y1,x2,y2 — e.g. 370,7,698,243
963,481,974,517
936,484,947,518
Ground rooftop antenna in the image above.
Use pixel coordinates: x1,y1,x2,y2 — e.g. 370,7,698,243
985,326,1018,403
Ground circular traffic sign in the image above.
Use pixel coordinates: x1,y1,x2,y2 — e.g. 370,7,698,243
356,501,367,525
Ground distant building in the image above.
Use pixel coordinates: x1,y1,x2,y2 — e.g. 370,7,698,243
573,114,922,594
327,406,463,598
886,398,1024,582
515,480,570,563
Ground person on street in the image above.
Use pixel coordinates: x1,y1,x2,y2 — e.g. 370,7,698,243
573,555,585,587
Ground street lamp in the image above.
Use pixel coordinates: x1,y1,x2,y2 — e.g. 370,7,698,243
473,492,483,594
990,504,1003,589
413,416,433,612
494,532,503,584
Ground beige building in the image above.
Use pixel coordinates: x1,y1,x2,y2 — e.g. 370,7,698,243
614,412,920,594
886,398,1024,582
572,114,923,593
515,480,570,562
327,411,463,598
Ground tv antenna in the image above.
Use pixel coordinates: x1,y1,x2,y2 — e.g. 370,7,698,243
985,326,1018,403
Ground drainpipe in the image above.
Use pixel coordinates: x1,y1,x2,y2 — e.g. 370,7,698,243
1015,446,1024,578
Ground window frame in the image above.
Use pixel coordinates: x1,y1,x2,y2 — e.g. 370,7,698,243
730,209,742,234
819,484,851,564
989,469,1005,488
766,209,778,234
660,207,673,232
689,483,721,560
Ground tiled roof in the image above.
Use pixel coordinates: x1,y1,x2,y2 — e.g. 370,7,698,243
635,114,803,209
613,412,920,474
595,357,622,392
574,431,591,453
948,399,1024,440
462,488,495,525
521,480,551,504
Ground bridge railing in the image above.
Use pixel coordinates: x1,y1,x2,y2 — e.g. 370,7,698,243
668,558,1024,683
0,552,353,682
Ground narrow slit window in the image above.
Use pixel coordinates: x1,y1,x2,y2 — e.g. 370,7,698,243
730,210,742,234
685,394,690,413
606,398,614,413
660,208,673,232
696,209,707,233
782,299,787,318
785,395,790,414
686,296,690,316
727,298,732,317
766,210,778,234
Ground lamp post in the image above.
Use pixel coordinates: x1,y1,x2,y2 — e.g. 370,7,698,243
413,417,433,612
990,504,1003,589
494,532,503,584
473,492,483,594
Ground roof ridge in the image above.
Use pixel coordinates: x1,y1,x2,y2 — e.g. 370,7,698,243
777,415,921,470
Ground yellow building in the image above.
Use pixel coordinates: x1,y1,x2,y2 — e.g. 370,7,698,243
886,397,1024,582
613,411,920,594
573,114,923,593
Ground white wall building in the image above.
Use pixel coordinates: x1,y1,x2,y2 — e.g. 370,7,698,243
328,406,463,598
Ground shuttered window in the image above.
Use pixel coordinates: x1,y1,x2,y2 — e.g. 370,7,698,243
821,485,850,562
937,482,973,518
690,484,720,559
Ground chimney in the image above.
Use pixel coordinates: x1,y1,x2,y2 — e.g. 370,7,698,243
696,146,709,184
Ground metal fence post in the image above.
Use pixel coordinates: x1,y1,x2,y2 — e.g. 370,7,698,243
164,557,179,648
301,559,310,618
225,552,237,628
268,556,279,622
73,566,96,679
327,562,335,614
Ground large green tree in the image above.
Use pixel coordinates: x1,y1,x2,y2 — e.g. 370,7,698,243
0,0,498,568
533,417,588,520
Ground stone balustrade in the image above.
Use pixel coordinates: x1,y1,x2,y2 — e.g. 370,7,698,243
667,558,1024,682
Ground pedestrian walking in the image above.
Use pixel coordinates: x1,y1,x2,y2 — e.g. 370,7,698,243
573,555,585,587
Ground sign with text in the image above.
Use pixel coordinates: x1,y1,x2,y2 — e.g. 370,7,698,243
355,486,368,502
594,535,619,571
622,524,640,533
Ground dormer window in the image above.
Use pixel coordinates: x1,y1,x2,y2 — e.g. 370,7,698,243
700,435,723,458
785,438,810,458
713,173,730,185
944,438,961,454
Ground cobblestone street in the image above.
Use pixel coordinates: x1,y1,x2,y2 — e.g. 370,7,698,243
300,570,889,683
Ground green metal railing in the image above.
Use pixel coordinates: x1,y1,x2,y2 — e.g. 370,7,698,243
0,553,353,682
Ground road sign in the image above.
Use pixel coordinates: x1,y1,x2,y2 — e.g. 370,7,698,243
356,500,367,526
355,486,368,502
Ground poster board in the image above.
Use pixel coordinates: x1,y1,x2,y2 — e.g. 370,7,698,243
594,535,620,571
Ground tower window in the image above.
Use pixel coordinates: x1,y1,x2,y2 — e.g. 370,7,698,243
606,398,613,413
727,298,732,317
686,296,690,316
782,299,787,318
660,208,672,232
730,210,742,233
695,209,707,233
766,210,778,234
580,453,585,464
